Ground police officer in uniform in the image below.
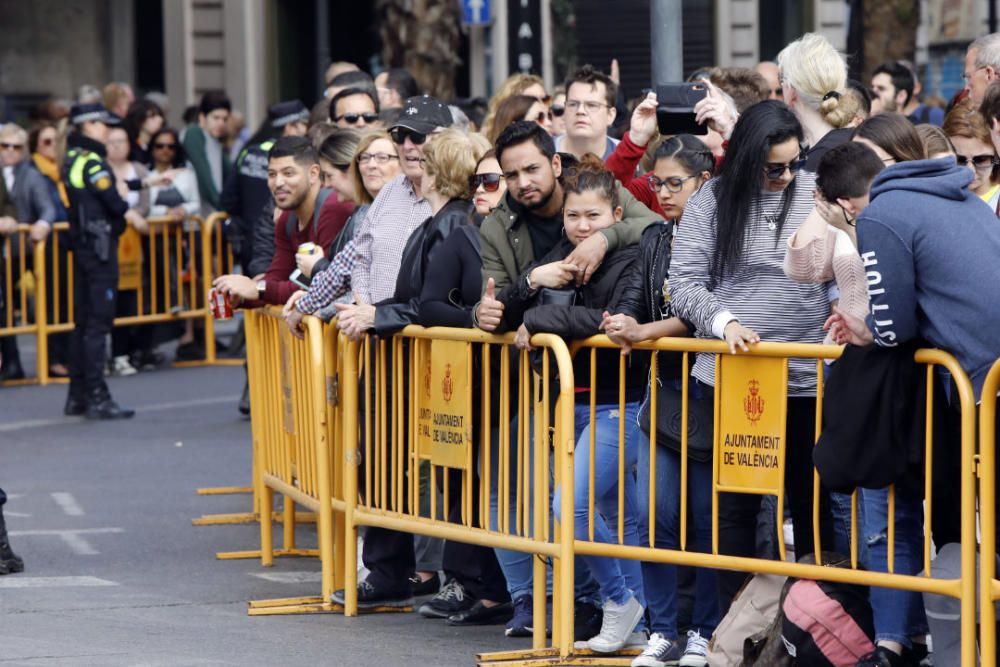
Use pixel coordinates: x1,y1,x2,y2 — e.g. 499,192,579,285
63,104,141,419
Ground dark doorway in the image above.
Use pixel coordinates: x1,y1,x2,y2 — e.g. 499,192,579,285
135,0,165,94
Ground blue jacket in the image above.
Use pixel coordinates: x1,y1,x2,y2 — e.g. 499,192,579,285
857,157,1000,398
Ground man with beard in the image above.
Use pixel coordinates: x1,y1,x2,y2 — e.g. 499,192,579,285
475,121,660,332
212,136,346,306
871,61,915,116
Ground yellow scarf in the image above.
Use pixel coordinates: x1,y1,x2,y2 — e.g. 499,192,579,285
32,152,69,208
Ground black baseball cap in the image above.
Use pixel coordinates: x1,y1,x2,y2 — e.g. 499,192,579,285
268,100,309,128
70,103,120,126
390,95,452,134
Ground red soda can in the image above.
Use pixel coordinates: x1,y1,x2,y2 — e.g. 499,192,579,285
209,287,233,320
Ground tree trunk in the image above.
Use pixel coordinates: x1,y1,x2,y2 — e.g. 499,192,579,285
861,0,919,80
377,0,462,101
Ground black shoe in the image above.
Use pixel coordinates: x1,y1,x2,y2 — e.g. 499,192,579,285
238,381,250,416
0,506,24,575
574,600,604,642
447,600,514,626
64,393,87,416
85,397,136,420
331,579,414,609
409,573,441,597
418,579,474,619
174,342,205,362
857,646,907,667
0,359,25,381
130,349,164,371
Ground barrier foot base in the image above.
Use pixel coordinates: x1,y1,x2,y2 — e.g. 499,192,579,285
196,486,253,495
191,511,317,526
248,596,342,616
216,548,319,560
477,647,640,667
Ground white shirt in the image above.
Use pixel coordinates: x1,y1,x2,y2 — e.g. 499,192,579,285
2,165,13,193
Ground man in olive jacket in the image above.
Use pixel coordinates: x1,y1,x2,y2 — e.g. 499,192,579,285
475,121,661,332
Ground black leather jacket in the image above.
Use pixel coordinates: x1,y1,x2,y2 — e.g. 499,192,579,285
373,199,474,336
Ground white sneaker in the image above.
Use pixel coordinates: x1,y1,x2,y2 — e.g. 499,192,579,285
632,632,680,667
679,629,709,667
586,595,645,653
108,355,138,377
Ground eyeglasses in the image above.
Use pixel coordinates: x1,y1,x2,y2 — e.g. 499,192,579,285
550,105,565,118
469,173,503,192
335,112,379,125
646,173,699,193
153,143,177,150
358,152,399,165
956,153,999,170
390,127,428,145
962,66,988,82
0,143,24,151
763,156,807,180
565,100,610,114
530,110,553,124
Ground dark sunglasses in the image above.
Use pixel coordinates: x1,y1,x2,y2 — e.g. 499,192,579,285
0,143,24,151
336,112,379,125
956,153,999,170
153,142,177,150
469,173,503,192
39,138,55,147
763,156,807,180
390,127,427,145
550,105,565,118
530,111,553,124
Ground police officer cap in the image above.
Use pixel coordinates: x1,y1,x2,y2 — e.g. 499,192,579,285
69,103,120,127
268,100,309,128
391,95,452,134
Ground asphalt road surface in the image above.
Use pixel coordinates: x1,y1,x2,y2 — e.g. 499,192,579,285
0,360,524,666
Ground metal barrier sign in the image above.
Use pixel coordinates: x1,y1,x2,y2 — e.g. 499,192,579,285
716,354,788,494
417,339,472,469
117,226,142,291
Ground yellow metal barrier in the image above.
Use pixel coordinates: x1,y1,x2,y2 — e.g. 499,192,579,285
981,359,1000,666
338,325,578,653
2,216,233,386
541,335,979,666
240,307,342,615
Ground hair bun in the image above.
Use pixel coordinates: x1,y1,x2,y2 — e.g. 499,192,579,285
575,152,606,173
822,90,841,102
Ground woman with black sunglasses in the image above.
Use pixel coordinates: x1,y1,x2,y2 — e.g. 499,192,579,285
668,100,834,613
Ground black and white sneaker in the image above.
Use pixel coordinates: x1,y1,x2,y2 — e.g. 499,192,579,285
418,578,474,618
331,579,414,609
631,632,681,667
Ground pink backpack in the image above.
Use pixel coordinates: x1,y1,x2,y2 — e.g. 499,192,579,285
780,578,876,666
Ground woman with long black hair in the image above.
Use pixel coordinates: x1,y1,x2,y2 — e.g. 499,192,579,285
668,100,833,612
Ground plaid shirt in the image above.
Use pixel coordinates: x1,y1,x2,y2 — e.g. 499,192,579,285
296,239,356,314
351,174,431,304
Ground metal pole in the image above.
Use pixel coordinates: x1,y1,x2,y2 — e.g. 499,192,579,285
315,0,331,99
651,0,683,86
991,0,998,35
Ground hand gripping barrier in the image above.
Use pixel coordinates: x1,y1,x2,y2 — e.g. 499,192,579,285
2,215,239,386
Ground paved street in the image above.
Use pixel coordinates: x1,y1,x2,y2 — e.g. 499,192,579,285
0,357,523,666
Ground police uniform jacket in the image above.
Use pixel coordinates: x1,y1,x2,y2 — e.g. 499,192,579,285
220,139,275,241
63,134,129,239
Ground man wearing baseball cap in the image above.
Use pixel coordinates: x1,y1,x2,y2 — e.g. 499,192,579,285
63,103,141,419
331,95,453,610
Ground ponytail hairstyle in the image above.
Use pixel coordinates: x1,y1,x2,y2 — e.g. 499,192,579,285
653,134,716,178
562,153,620,211
712,100,803,283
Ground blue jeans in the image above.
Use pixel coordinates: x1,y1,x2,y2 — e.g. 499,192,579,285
553,402,644,607
637,430,718,638
829,490,868,563
861,487,929,646
488,418,599,603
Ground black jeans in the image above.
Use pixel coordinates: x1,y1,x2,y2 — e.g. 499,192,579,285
715,396,834,610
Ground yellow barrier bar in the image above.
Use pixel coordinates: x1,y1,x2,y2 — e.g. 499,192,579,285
980,359,1000,666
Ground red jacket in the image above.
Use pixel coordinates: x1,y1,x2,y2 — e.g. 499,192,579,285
258,192,353,305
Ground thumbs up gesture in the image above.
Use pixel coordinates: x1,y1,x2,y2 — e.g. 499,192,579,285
475,277,505,332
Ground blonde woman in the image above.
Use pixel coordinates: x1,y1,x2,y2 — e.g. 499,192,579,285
777,33,856,169
480,73,547,140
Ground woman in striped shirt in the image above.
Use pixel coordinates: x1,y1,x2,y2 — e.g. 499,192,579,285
668,100,834,611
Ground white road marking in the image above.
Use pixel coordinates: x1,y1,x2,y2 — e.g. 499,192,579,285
51,492,85,516
0,575,118,588
4,511,31,518
10,527,124,555
0,395,240,433
249,571,323,584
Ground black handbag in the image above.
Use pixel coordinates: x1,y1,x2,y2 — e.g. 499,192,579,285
637,376,715,462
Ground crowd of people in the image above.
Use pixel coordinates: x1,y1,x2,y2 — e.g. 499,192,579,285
4,33,1000,667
